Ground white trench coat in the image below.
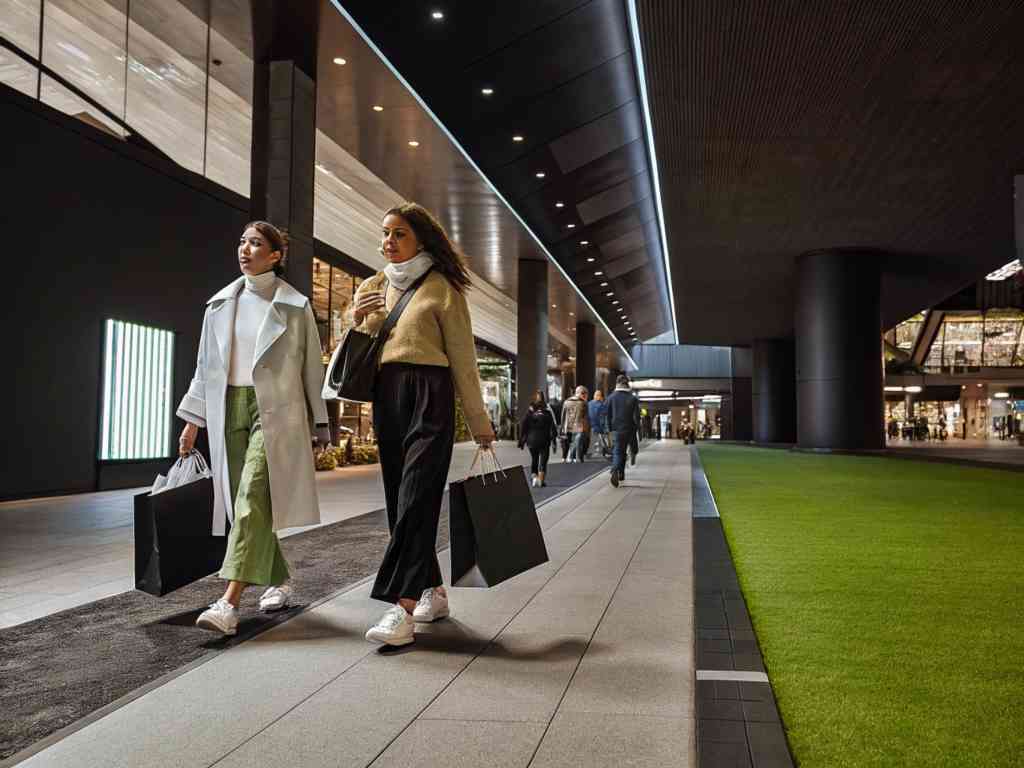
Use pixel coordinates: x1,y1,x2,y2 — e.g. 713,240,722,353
177,277,328,534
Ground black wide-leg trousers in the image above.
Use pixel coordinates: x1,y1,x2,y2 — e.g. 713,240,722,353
370,363,455,603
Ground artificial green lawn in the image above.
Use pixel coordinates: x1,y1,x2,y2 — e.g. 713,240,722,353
697,444,1024,768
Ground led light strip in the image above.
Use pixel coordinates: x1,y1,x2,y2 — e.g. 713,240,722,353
626,0,680,344
327,1,639,370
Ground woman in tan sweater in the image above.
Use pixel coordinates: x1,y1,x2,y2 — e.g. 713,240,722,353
358,203,495,647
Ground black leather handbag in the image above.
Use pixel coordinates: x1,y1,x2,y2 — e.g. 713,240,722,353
326,270,431,403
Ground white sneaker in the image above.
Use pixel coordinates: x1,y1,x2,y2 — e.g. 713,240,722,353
412,588,450,623
258,584,292,613
196,598,238,636
365,604,415,646
531,475,539,487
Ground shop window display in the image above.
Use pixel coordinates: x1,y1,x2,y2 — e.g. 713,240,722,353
477,346,514,439
918,310,1024,370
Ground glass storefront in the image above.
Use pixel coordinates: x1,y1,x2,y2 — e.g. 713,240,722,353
477,346,514,439
893,310,1024,370
886,400,960,440
312,258,371,440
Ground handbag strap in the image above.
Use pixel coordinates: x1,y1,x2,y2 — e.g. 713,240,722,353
375,268,433,344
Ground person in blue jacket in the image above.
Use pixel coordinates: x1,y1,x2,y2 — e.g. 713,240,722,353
588,389,609,459
604,375,641,487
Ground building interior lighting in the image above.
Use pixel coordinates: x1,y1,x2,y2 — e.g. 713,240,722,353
580,240,589,245
567,223,576,229
600,281,608,286
328,0,640,370
606,291,614,297
884,386,904,392
587,257,595,262
372,105,384,111
985,259,1022,281
612,300,620,305
513,135,524,142
555,202,564,208
551,304,557,308
481,87,494,95
995,392,1010,398
904,385,923,393
333,57,347,65
626,0,680,344
408,140,420,147
535,171,546,178
431,10,444,20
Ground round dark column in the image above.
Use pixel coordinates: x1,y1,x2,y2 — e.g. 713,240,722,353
795,250,884,449
752,339,797,443
516,259,549,421
575,322,597,395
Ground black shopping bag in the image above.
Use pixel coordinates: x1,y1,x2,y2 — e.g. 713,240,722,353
449,456,549,588
134,475,227,597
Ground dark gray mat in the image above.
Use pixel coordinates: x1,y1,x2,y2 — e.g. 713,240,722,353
0,457,610,761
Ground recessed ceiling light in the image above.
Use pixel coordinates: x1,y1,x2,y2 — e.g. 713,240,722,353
567,223,576,229
431,10,444,20
482,87,494,95
586,257,595,263
612,300,620,305
513,135,524,142
372,105,384,112
555,202,564,208
535,171,546,178
551,304,557,309
580,240,589,245
408,140,420,147
569,312,575,316
600,281,609,286
594,271,604,276
606,292,614,297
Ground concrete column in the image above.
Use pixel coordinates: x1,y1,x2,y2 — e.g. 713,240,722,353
575,322,596,395
250,1,319,297
795,249,884,449
516,259,549,421
729,347,753,441
752,338,796,443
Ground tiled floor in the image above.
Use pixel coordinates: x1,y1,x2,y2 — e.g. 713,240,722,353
14,441,696,768
0,442,539,629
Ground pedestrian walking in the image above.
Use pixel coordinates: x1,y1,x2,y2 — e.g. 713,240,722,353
179,221,329,636
588,389,609,459
561,386,590,462
353,203,495,647
605,375,640,487
519,390,558,487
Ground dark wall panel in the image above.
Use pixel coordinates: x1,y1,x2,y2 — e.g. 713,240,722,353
4,94,248,499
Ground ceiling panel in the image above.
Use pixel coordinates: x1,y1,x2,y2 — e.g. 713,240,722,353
637,0,1024,344
336,0,675,352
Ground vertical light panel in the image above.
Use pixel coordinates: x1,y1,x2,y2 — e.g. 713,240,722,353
99,319,175,460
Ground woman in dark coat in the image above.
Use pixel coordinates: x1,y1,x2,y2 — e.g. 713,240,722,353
519,390,558,487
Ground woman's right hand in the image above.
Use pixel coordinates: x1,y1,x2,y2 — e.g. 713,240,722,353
353,290,386,324
179,423,199,457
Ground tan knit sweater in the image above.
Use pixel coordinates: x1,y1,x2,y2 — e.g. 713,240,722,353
350,270,492,438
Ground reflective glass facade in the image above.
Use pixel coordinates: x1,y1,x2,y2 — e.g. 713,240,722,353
894,310,1024,369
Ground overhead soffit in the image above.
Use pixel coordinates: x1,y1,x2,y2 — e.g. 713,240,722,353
636,0,1024,346
317,0,633,365
328,0,673,353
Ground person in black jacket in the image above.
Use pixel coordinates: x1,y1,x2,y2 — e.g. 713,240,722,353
604,374,641,487
519,390,558,487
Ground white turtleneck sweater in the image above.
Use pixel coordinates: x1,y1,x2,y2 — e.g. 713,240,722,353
228,271,277,386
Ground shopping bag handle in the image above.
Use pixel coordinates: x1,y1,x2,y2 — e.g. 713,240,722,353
472,446,507,486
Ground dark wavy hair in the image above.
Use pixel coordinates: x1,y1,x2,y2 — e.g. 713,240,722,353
244,220,288,276
530,389,547,409
383,203,472,293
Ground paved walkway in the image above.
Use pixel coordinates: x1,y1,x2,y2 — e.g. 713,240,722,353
0,443,544,629
13,441,695,768
885,437,1024,468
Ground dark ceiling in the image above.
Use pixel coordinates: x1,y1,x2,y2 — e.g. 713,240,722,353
636,0,1024,345
334,0,674,348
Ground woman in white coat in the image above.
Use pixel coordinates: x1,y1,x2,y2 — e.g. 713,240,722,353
178,221,328,636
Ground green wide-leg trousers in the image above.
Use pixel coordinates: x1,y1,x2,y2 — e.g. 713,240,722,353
218,386,290,586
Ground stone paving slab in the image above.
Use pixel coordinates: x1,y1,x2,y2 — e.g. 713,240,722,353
13,442,695,768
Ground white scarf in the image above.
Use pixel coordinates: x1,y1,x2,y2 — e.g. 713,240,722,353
384,251,434,291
